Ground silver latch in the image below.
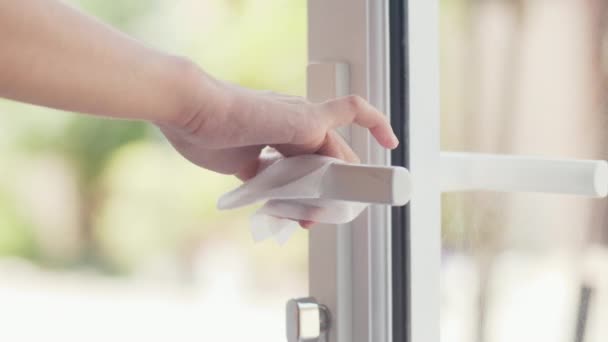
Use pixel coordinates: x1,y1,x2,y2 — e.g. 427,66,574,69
286,297,330,342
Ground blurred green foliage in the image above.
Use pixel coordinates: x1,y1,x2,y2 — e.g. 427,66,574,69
72,0,161,30
0,0,307,275
94,142,242,272
60,118,149,186
0,191,37,258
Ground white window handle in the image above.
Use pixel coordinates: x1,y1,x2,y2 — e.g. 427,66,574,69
321,163,411,206
316,152,608,208
441,152,608,197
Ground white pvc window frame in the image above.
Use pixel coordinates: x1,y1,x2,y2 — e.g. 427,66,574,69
307,1,440,342
307,1,608,341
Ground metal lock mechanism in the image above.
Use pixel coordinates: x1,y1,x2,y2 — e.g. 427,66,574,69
286,297,330,342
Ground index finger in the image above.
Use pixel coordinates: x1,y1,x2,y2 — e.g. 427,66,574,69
319,95,399,149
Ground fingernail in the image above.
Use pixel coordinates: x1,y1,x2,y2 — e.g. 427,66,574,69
391,133,400,148
300,221,312,229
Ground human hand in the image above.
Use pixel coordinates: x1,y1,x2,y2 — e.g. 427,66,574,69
157,70,399,180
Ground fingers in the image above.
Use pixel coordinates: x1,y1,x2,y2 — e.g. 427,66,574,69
236,147,283,181
235,158,260,181
335,135,361,163
316,131,360,163
319,95,399,149
315,131,344,160
302,132,359,230
299,220,315,229
276,129,360,164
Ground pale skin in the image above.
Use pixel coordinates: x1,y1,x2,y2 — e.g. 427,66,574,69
0,0,399,228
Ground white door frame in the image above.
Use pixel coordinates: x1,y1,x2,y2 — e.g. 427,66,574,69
307,1,441,342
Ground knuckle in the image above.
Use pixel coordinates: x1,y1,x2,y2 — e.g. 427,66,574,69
344,95,366,110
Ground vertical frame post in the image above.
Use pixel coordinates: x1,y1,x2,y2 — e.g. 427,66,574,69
307,0,396,342
406,1,441,342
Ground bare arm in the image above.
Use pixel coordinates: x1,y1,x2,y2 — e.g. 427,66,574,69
0,0,399,180
0,0,196,123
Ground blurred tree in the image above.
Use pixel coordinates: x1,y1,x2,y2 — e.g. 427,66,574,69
0,0,157,268
51,0,159,268
0,0,308,274
0,189,37,258
70,0,161,31
61,118,149,267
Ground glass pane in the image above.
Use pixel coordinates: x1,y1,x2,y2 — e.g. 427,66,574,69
0,1,307,340
441,1,608,342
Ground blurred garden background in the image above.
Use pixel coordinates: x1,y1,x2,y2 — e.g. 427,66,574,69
440,1,608,342
0,0,307,341
4,0,608,342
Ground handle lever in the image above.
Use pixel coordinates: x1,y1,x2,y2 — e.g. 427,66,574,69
321,163,411,206
441,152,608,197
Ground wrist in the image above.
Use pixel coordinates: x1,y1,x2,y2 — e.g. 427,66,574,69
154,55,226,129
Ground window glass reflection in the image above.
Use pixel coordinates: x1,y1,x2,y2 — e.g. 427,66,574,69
441,1,608,341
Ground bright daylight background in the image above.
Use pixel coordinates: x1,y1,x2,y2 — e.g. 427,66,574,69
440,1,608,342
0,1,307,341
3,1,608,342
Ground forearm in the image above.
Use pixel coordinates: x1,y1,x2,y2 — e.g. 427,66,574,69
0,0,204,123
